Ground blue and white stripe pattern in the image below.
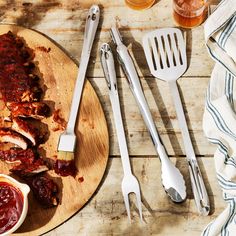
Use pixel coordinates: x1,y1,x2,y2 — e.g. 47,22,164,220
225,71,234,109
218,15,236,49
203,1,236,235
203,68,236,236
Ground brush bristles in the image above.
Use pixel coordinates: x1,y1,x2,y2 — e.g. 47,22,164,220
57,151,74,161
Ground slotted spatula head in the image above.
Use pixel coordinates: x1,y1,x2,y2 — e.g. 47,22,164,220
143,28,187,81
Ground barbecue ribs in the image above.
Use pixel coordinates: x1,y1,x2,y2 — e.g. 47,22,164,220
0,31,42,103
0,128,27,150
25,175,59,207
0,148,36,163
0,31,60,208
12,117,39,146
7,102,50,120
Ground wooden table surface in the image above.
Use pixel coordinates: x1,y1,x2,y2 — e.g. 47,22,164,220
1,0,223,235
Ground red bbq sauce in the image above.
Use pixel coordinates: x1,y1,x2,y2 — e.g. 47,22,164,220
78,176,84,183
0,182,24,234
52,109,67,131
54,160,77,177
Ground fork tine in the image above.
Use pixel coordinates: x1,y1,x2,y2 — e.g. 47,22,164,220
123,194,131,222
135,191,143,223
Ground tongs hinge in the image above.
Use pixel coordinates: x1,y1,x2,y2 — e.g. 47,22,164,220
100,43,117,93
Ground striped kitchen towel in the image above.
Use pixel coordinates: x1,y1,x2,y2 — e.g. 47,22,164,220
203,0,236,235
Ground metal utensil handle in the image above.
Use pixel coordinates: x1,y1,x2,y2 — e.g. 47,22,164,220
168,80,195,158
189,159,210,215
109,93,133,176
168,80,209,213
66,5,100,133
115,42,170,162
100,43,132,176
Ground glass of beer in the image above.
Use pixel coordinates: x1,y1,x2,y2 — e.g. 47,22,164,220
173,0,208,28
125,0,155,10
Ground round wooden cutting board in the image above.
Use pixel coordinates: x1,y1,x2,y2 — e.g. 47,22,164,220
0,24,109,235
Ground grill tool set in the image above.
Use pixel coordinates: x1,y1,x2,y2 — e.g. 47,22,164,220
100,27,210,221
61,4,210,223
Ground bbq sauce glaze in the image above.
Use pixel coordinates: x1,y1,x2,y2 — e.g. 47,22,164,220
0,31,34,103
54,160,76,177
0,181,24,234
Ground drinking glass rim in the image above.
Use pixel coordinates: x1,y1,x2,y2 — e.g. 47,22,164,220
173,0,207,17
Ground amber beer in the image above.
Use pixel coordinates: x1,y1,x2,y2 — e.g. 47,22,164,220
173,0,207,28
125,0,155,10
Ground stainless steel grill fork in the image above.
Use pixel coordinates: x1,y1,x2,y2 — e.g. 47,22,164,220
100,43,143,222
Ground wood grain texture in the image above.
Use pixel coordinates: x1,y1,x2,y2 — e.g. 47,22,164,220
91,76,214,157
0,25,109,236
45,158,225,236
0,0,222,235
0,0,216,78
0,0,217,158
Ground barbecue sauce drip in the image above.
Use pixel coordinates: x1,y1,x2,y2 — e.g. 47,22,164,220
0,182,24,234
52,109,67,131
54,160,76,177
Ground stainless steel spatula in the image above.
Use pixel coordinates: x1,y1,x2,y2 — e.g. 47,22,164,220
143,28,210,215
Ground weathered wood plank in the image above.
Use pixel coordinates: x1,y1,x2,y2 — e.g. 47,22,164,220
0,0,216,78
44,157,224,236
0,0,221,235
90,76,215,156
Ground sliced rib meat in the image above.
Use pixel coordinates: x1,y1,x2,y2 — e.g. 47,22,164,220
0,31,43,103
7,102,50,120
19,174,58,207
0,128,27,149
12,117,38,146
10,158,48,176
0,148,36,164
0,32,57,208
29,175,58,207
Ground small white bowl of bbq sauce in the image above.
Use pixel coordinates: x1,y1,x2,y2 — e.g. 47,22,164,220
0,174,30,236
